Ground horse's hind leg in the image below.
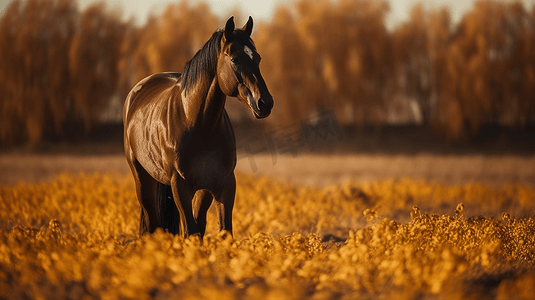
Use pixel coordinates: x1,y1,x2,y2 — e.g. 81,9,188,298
128,158,160,235
193,190,213,238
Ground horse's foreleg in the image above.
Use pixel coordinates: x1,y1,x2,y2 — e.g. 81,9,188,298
193,190,214,238
170,175,199,237
214,173,236,235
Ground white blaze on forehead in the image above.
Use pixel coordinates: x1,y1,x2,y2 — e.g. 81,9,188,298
244,45,254,60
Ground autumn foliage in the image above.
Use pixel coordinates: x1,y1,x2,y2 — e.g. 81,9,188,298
1,0,535,145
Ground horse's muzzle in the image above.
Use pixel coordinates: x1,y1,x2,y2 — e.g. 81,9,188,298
255,97,273,119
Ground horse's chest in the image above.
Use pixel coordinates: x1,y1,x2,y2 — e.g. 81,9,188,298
178,142,236,190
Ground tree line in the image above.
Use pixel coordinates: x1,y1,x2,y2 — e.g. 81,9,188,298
1,0,534,145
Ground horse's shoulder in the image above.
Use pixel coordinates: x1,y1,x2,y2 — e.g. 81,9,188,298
221,110,236,142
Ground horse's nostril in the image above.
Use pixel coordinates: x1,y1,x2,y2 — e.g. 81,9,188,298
258,98,267,111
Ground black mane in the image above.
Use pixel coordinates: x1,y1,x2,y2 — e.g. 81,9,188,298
181,29,257,96
181,30,223,96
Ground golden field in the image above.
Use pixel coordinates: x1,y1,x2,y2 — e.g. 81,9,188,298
1,171,535,299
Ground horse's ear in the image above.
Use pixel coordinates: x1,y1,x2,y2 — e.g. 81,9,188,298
224,16,235,42
242,16,253,37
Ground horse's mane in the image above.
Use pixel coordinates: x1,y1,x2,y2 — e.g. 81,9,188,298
181,29,257,96
182,30,222,96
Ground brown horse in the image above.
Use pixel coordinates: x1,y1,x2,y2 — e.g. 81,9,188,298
123,16,273,237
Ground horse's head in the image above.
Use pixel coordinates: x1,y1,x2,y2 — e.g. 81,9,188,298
218,16,273,119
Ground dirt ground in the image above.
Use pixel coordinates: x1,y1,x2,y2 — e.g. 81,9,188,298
1,150,534,188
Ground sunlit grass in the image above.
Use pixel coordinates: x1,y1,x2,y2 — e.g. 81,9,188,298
1,173,534,299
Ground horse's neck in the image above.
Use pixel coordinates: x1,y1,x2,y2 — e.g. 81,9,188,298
182,76,226,132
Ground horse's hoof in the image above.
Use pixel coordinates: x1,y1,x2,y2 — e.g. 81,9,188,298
217,230,233,240
186,233,202,244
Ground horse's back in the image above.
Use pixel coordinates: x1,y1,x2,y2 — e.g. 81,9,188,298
123,72,182,123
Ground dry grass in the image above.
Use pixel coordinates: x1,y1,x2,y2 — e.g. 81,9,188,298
1,170,535,299
1,152,535,188
235,153,535,188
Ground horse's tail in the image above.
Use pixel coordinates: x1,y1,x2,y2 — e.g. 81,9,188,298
156,182,181,234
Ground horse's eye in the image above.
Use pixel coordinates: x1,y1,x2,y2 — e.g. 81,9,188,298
231,57,239,64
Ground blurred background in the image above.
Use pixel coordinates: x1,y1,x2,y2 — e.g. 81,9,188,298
0,0,534,186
